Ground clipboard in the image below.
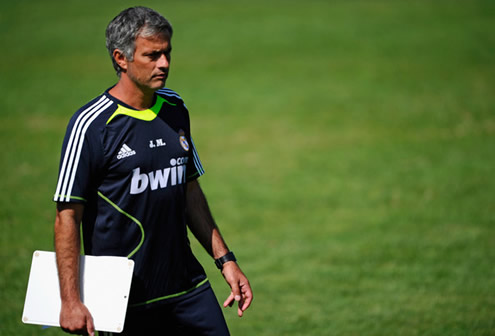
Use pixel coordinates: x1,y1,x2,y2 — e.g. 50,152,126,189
22,251,134,333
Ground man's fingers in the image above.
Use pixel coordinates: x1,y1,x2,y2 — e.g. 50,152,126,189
237,280,253,316
237,293,251,317
237,295,246,317
60,301,94,335
241,293,253,312
86,313,95,336
230,281,241,302
223,292,235,308
238,304,246,317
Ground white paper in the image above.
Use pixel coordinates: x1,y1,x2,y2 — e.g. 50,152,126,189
22,251,134,333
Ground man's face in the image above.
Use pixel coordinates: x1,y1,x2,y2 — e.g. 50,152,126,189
125,33,171,91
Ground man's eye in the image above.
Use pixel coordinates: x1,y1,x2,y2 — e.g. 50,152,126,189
146,51,171,60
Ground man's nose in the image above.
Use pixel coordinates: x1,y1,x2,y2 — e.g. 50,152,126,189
157,53,169,68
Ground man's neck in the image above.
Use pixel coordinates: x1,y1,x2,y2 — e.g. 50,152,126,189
108,77,156,110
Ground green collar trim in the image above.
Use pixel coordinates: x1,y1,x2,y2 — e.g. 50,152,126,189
106,95,176,124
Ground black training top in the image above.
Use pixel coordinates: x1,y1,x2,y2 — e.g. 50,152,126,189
53,88,207,307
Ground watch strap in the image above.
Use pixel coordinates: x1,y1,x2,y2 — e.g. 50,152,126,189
214,251,237,269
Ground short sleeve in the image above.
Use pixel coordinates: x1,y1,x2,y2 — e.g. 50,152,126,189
186,137,205,181
53,113,105,203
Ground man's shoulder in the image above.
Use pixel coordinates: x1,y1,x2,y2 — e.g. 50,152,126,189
69,92,117,129
156,87,187,107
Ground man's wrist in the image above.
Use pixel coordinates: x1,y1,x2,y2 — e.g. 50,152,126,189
214,251,237,270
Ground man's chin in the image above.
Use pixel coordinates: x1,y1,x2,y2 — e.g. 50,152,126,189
150,80,167,91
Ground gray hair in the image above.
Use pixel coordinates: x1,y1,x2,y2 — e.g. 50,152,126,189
105,7,173,76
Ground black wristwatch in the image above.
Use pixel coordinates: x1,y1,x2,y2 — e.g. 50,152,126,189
214,251,237,269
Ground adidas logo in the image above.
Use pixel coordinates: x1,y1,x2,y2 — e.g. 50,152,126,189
117,144,136,160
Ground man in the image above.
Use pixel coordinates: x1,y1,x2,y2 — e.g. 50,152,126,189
53,6,252,335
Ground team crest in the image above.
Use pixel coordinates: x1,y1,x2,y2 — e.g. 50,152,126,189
179,135,189,151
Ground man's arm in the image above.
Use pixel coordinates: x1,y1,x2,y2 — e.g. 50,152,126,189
54,203,95,336
185,179,253,317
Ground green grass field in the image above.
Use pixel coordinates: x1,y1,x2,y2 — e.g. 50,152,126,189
1,0,494,335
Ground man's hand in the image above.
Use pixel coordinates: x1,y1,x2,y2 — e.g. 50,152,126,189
60,300,95,336
221,261,253,317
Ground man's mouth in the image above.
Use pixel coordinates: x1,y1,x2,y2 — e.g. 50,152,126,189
153,73,168,80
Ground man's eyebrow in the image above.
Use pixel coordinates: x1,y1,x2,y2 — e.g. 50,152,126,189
151,47,172,53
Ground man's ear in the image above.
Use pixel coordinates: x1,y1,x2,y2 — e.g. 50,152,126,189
113,49,128,72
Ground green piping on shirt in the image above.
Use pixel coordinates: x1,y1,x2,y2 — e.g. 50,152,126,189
97,191,145,258
129,278,209,308
54,195,87,202
106,96,176,124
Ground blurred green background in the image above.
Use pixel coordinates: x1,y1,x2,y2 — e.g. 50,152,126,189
1,0,494,335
